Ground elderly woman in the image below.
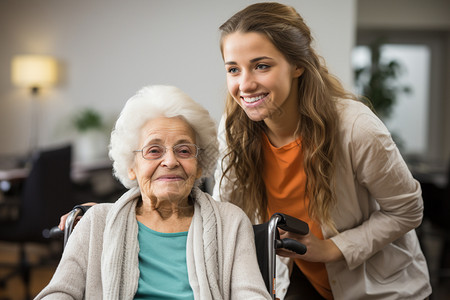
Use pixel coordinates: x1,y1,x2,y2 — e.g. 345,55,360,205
36,85,270,299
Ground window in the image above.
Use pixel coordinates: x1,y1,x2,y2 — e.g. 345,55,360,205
354,30,447,161
353,44,431,156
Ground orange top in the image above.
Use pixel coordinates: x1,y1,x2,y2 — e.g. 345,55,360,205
261,133,332,299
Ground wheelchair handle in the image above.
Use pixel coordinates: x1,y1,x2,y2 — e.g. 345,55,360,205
72,205,92,214
64,205,90,248
43,226,64,239
276,238,307,255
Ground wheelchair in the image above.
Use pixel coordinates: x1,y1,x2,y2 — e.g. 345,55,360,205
50,206,309,299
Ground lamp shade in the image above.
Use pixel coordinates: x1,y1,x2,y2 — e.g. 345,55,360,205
11,55,58,88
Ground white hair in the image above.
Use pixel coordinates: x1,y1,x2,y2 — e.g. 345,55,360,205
109,85,218,189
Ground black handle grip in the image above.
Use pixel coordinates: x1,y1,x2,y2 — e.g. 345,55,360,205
42,226,64,239
276,238,307,255
73,205,92,215
275,213,309,235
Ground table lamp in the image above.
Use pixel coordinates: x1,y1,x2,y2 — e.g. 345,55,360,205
11,55,58,156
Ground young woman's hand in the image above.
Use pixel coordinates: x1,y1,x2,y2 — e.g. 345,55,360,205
58,202,97,230
276,229,344,263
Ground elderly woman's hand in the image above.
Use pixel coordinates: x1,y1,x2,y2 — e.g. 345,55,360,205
58,202,97,230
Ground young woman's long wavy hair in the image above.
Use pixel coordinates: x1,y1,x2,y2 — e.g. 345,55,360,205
219,2,356,228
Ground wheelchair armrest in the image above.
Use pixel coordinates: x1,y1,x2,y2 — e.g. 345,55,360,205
274,212,309,235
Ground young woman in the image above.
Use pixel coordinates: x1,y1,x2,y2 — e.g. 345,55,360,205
213,2,431,299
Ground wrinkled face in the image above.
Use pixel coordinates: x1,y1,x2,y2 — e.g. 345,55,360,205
222,31,304,122
128,116,201,204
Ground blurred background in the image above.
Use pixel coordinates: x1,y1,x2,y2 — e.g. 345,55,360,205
0,0,449,299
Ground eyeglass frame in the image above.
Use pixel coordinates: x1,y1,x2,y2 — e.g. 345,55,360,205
133,143,201,160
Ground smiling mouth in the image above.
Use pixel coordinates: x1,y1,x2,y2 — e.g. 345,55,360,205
157,175,184,181
241,94,268,103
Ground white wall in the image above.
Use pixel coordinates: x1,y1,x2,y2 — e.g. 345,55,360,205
0,0,356,158
357,0,450,30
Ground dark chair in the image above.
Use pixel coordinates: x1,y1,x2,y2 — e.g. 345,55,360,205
0,144,76,299
419,157,450,291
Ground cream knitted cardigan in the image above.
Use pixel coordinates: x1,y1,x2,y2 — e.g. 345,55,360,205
101,186,224,299
35,186,270,299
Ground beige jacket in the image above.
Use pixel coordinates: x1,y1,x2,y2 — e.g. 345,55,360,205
213,99,432,299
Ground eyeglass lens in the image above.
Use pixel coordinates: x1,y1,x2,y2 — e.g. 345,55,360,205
142,144,198,160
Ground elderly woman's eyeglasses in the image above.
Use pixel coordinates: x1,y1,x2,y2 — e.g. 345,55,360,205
133,144,200,160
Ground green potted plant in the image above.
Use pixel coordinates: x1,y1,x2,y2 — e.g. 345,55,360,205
72,108,108,163
354,38,411,120
73,108,103,133
354,38,412,151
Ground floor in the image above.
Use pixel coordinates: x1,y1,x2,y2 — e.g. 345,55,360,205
0,241,60,300
0,222,449,300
